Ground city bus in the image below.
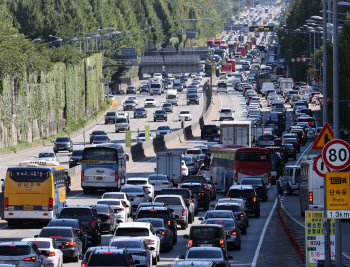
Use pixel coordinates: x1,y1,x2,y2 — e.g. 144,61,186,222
208,145,272,193
81,144,128,193
4,161,67,227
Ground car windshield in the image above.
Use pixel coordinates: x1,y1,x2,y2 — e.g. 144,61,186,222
155,111,165,115
180,111,190,115
181,185,202,192
115,228,149,237
155,197,181,205
38,152,54,158
59,208,91,218
127,180,147,185
103,194,123,199
48,220,77,228
94,136,108,141
91,131,105,135
72,150,83,156
137,210,168,220
56,137,69,142
116,118,127,123
40,228,73,238
259,135,275,141
31,241,51,249
148,175,167,181
191,227,222,240
93,205,109,213
97,200,121,206
106,112,116,116
87,253,129,266
227,190,254,198
135,108,145,112
121,187,143,193
206,219,235,228
205,211,232,219
0,245,31,256
215,205,242,212
137,219,164,228
284,138,297,143
146,99,154,102
241,179,262,186
109,240,142,249
186,150,201,154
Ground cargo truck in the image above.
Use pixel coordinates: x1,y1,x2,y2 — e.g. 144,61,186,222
220,121,252,147
280,78,293,93
156,152,182,185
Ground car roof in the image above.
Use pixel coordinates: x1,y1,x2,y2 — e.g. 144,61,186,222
118,222,150,228
138,206,168,211
229,185,254,190
0,241,34,246
22,237,53,243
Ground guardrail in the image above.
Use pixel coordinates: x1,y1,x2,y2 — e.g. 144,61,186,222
277,196,305,263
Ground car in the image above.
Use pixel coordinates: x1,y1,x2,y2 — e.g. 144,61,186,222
0,241,45,267
87,204,117,234
120,185,152,212
156,125,171,137
154,110,167,122
123,100,136,111
182,160,189,176
138,131,153,142
162,103,173,113
201,124,219,140
182,156,197,174
290,128,307,145
136,218,175,252
101,192,132,217
197,164,209,177
89,130,107,144
126,86,136,94
220,73,228,79
37,227,83,262
47,219,88,250
112,222,160,265
179,183,210,211
226,185,261,218
109,237,153,266
277,165,301,195
204,218,241,250
147,174,172,194
178,110,192,121
139,84,149,93
115,116,130,132
178,247,233,265
219,109,234,121
85,248,140,267
96,199,128,223
144,98,156,108
285,143,297,160
91,135,110,144
53,136,73,153
187,94,200,105
283,137,300,153
104,111,116,124
153,194,189,230
126,177,155,200
35,151,59,162
306,127,317,140
57,206,102,246
134,108,147,118
241,178,268,202
21,238,64,267
69,149,83,168
214,202,248,235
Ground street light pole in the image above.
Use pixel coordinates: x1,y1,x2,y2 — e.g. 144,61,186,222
323,1,328,125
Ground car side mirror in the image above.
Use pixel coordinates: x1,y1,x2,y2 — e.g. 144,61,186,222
178,255,185,260
183,234,189,239
134,260,140,265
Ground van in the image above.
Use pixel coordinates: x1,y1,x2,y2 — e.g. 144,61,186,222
277,165,300,195
166,89,178,105
261,82,274,96
150,81,162,95
115,117,130,132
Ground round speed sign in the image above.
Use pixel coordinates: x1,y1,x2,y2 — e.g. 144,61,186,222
322,139,350,170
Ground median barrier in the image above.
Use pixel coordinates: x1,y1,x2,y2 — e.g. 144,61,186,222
130,142,145,161
153,136,167,153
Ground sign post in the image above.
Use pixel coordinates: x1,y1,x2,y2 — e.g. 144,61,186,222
145,125,150,141
125,130,132,147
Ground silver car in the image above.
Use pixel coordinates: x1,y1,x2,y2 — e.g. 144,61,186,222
179,247,232,265
148,174,173,194
120,185,151,212
35,151,59,162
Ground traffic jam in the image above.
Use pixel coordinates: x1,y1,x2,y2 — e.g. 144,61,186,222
0,3,339,267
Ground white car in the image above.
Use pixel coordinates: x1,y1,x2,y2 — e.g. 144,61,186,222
179,247,233,265
153,73,162,79
101,192,132,217
127,96,138,105
182,160,189,176
22,238,63,267
178,110,192,121
220,73,228,79
195,73,202,80
144,98,156,108
96,199,128,223
125,177,155,200
219,108,234,121
147,174,173,194
112,222,160,265
35,152,59,163
185,148,202,162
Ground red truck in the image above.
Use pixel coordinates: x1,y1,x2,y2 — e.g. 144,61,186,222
237,46,246,56
214,39,222,47
221,63,233,76
226,59,236,72
207,39,213,48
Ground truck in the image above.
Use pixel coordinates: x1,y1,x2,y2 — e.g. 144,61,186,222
166,89,178,105
258,73,272,91
280,78,293,93
149,78,162,95
207,39,214,48
173,79,183,92
226,59,236,72
156,152,182,185
220,121,252,147
251,126,264,145
221,63,233,76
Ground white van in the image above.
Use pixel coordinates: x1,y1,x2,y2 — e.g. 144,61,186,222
277,165,300,195
261,82,274,96
299,154,324,217
166,89,178,105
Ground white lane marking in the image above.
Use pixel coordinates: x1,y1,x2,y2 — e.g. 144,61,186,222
296,142,313,165
251,198,278,267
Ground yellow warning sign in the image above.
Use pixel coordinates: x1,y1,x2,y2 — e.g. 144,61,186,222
312,123,334,150
326,172,350,211
316,74,322,81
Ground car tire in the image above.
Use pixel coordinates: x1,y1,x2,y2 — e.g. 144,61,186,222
287,184,293,195
181,221,186,230
188,213,193,224
255,210,260,218
237,241,241,251
154,119,156,122
241,227,247,235
152,256,157,265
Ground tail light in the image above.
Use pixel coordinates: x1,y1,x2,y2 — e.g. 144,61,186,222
81,171,84,181
198,171,204,175
291,150,295,152
92,220,96,229
4,197,8,211
188,239,193,248
168,220,171,226
161,182,168,185
253,197,257,202
209,185,213,190
145,240,155,245
82,264,86,267
219,239,225,248
308,122,311,125
23,256,36,262
182,209,186,216
49,198,53,211
240,213,244,217
77,230,81,234
46,252,55,257
228,231,237,235
115,172,118,182
161,231,166,235
234,172,238,183
182,168,187,170
309,192,313,204
178,185,181,189
65,241,77,247
114,208,124,212
268,173,271,184
204,185,207,189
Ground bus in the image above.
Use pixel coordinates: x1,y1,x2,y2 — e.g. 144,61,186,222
214,39,222,47
226,59,236,72
81,144,128,193
208,145,272,193
221,63,232,76
4,161,67,227
207,39,213,48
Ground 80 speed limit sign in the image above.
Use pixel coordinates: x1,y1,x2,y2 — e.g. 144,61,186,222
322,139,350,170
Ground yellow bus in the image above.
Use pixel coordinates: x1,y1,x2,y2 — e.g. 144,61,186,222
4,161,67,227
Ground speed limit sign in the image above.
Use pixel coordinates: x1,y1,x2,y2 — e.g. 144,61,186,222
313,154,331,177
322,139,350,170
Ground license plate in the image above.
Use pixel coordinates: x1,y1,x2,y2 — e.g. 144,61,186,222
199,244,212,247
96,176,103,180
5,261,19,265
24,205,33,211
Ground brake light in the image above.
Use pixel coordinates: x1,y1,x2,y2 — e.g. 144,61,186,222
46,252,55,257
161,231,166,235
210,185,213,190
144,186,151,189
188,239,193,248
65,241,76,246
49,198,53,211
115,172,118,182
234,172,238,183
291,150,295,152
309,192,313,204
268,173,271,184
182,168,187,170
219,239,225,248
204,185,207,189
308,122,311,125
92,220,96,229
145,240,155,245
161,182,168,185
228,231,237,235
23,256,36,262
81,171,84,181
77,230,81,234
168,220,171,226
178,185,181,188
253,197,257,202
4,197,8,211
182,209,186,216
240,213,244,217
114,208,124,212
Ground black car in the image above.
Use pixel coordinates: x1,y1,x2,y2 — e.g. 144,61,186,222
91,135,110,144
38,226,83,262
139,85,149,93
187,94,199,105
241,178,268,202
89,204,117,234
285,143,297,160
126,86,136,94
227,185,261,217
47,219,88,251
69,149,83,168
201,124,219,140
89,130,107,144
104,111,116,124
58,206,102,246
54,136,73,153
134,206,177,244
136,218,174,252
180,183,210,210
265,146,288,164
86,248,139,266
291,129,307,145
181,176,215,200
134,108,147,118
153,110,167,122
